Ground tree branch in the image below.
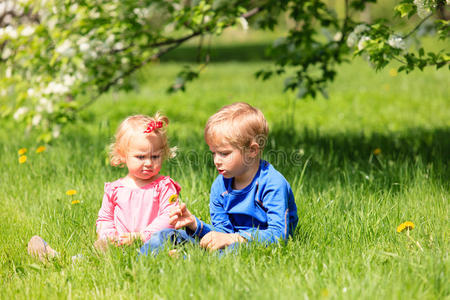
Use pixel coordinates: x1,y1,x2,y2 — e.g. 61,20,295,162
78,7,264,111
403,12,434,39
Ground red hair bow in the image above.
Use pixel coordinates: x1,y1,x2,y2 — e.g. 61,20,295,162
144,121,163,133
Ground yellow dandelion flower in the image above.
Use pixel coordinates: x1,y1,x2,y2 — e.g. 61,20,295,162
19,155,27,164
389,68,398,77
71,200,80,205
18,148,27,155
168,194,178,204
321,289,329,297
66,189,77,196
36,146,46,153
373,148,381,155
397,221,415,233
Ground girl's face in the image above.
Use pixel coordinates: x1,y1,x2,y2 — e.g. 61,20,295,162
125,133,163,185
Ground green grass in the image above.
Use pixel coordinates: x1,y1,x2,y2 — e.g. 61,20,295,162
0,58,449,299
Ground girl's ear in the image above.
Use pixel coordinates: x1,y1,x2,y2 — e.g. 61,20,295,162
248,141,260,158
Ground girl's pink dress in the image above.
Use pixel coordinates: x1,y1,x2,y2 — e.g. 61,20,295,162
96,176,180,242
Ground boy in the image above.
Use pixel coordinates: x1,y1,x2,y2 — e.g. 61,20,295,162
170,102,298,250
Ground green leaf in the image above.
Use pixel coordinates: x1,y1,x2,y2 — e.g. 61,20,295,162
394,3,414,18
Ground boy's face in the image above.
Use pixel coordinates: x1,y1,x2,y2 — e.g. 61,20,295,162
208,139,257,181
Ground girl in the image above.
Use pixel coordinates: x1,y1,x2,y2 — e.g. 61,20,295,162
28,113,181,260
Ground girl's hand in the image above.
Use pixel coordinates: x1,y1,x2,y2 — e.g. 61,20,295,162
169,202,197,231
199,232,246,251
118,232,143,245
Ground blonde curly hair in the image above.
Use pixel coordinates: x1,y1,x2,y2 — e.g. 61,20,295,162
205,102,269,151
109,113,176,167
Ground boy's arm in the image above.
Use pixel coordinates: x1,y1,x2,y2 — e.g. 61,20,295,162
209,193,235,234
238,182,293,244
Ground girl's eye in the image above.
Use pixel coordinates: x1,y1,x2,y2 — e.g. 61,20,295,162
151,155,160,160
136,155,145,159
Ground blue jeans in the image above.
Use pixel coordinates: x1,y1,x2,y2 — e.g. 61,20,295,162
139,229,196,256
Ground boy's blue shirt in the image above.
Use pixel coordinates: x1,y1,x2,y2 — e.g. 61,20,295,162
191,160,298,243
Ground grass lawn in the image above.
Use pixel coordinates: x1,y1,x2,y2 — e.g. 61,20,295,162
0,57,449,299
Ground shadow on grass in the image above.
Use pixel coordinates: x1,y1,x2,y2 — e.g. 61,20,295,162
265,124,449,188
53,122,449,190
160,43,271,63
165,124,450,189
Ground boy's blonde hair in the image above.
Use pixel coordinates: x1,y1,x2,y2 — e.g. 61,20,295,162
109,113,175,167
205,102,269,150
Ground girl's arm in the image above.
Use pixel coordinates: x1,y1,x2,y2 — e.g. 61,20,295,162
140,179,179,242
96,184,118,240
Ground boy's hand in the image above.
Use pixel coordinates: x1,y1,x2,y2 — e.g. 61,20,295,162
169,202,197,231
200,232,246,251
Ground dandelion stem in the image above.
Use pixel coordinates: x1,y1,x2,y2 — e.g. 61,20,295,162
406,229,424,252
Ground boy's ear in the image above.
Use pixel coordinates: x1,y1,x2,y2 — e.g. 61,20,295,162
248,141,260,158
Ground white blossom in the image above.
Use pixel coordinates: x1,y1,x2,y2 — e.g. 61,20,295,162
70,3,78,13
79,42,90,52
38,97,53,113
388,35,406,50
237,17,249,31
56,40,75,57
5,67,12,78
32,114,42,126
353,24,370,35
347,32,358,47
52,125,61,138
414,0,431,18
47,18,58,30
21,26,35,37
333,32,343,41
63,74,76,86
106,35,115,46
1,48,12,60
27,88,36,97
0,1,15,13
13,107,29,120
358,36,371,51
44,82,69,94
113,42,124,51
5,26,18,39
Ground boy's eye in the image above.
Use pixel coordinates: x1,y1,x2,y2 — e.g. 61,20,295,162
151,155,160,160
136,155,145,159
